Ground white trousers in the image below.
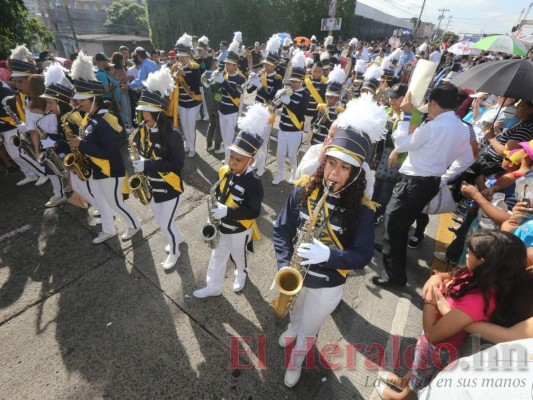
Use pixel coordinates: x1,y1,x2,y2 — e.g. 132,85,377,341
179,105,201,152
149,196,184,255
70,172,96,208
2,128,45,178
205,228,252,291
254,123,272,172
276,129,302,180
285,285,345,368
218,111,239,164
49,175,65,198
89,176,140,235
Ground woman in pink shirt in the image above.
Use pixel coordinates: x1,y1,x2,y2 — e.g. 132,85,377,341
377,230,528,400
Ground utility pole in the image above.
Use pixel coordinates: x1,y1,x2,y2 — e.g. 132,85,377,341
63,0,79,50
442,16,452,40
412,0,427,39
434,8,449,39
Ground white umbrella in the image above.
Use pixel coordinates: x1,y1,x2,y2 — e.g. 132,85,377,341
447,40,481,55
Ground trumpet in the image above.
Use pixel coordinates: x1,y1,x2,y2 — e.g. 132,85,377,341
236,69,264,94
171,62,184,79
310,107,330,135
202,69,223,88
268,87,293,111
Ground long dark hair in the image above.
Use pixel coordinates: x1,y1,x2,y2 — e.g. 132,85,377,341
447,230,527,326
299,157,366,231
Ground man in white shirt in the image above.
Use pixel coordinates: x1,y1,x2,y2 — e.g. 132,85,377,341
373,84,474,288
429,46,442,63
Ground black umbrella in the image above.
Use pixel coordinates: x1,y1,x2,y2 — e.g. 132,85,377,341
451,59,533,101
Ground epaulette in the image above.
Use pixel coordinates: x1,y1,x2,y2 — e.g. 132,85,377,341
102,112,123,133
188,61,199,69
320,76,328,84
335,106,345,113
294,174,311,187
361,196,379,212
317,103,328,111
274,74,283,80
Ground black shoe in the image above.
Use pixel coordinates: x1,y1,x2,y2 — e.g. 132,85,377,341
407,235,424,249
372,276,405,288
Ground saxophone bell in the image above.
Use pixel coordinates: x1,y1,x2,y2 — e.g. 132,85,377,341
201,172,230,248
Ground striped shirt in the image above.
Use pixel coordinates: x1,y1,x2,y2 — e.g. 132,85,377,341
279,88,309,132
218,72,245,115
485,122,533,162
178,66,201,109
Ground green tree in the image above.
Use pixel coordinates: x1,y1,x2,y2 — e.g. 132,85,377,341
104,0,149,35
0,0,54,59
145,0,356,51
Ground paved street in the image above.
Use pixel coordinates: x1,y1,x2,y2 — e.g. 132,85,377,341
0,113,445,399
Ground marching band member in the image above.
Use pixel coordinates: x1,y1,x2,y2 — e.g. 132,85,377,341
4,45,48,186
67,52,141,244
303,62,327,138
346,59,366,102
171,33,202,157
273,95,387,387
26,72,66,207
319,51,331,78
40,62,92,209
211,40,245,164
360,64,383,98
272,51,309,185
196,35,211,122
134,66,186,270
193,103,267,298
246,34,283,177
310,64,345,145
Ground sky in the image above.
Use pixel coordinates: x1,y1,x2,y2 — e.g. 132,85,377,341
357,0,532,36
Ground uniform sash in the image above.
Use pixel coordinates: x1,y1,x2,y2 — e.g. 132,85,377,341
139,125,183,193
219,165,260,241
304,76,325,105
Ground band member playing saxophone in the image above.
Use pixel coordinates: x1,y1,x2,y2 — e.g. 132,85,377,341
272,95,386,387
133,66,186,270
67,51,141,245
193,103,268,299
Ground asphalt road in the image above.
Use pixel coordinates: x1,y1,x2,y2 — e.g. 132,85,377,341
0,107,443,399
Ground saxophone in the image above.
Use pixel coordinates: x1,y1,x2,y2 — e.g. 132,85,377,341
61,107,92,181
272,182,336,318
1,95,36,161
201,172,230,248
127,121,152,205
34,113,68,178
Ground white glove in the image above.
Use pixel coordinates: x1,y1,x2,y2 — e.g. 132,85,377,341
280,95,291,105
133,159,145,173
16,123,29,132
252,76,262,89
297,238,331,266
214,72,225,83
270,266,291,290
210,201,228,220
41,138,56,149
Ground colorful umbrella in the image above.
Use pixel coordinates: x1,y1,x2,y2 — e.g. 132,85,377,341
293,36,311,46
472,35,527,56
447,40,481,56
451,59,533,101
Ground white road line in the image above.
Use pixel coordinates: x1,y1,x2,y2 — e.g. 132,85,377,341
384,295,412,369
0,224,31,242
